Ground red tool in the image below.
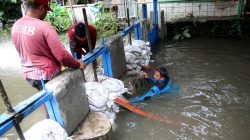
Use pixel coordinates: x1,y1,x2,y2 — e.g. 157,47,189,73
114,97,183,127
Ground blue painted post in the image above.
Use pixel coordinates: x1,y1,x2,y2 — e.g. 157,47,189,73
41,79,46,90
153,0,158,25
45,100,56,120
134,24,142,40
148,0,158,47
101,36,113,77
142,4,147,19
102,48,112,77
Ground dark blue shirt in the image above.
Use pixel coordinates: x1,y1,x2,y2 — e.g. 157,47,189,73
146,76,169,90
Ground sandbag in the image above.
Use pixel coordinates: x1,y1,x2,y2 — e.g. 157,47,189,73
84,76,127,123
124,40,151,75
84,63,95,82
23,119,70,140
85,82,108,109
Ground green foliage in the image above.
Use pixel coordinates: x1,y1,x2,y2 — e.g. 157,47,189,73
45,3,73,32
93,12,118,38
173,28,191,40
0,0,22,28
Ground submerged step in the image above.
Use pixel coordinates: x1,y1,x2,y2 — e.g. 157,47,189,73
71,112,112,140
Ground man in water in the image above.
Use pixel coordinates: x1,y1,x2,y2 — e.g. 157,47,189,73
142,67,169,91
68,22,97,59
130,67,170,103
12,0,85,91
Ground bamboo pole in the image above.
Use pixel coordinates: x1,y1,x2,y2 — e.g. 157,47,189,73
82,8,98,82
126,1,132,45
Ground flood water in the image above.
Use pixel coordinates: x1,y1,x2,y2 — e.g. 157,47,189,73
1,30,250,139
114,38,250,140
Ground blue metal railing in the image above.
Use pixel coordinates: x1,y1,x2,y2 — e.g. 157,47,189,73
120,0,159,47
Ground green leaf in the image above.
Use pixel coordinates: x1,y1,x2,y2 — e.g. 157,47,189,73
93,12,118,38
45,2,73,32
183,32,191,38
173,34,182,40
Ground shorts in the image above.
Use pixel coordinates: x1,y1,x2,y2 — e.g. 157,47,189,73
26,79,48,91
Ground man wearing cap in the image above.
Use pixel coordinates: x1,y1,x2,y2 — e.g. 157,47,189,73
11,0,85,91
68,23,97,59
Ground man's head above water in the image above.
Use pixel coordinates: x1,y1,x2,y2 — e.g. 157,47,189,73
26,0,52,20
154,67,168,81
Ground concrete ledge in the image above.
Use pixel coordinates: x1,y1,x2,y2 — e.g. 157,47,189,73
46,68,89,135
71,112,112,140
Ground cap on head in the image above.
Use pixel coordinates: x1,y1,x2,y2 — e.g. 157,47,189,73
31,0,52,11
156,67,168,78
74,23,86,38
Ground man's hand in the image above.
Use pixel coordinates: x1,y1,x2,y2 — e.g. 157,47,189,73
78,60,85,70
140,71,148,78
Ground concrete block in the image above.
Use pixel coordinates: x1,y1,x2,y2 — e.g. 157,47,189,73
46,68,89,135
105,35,127,79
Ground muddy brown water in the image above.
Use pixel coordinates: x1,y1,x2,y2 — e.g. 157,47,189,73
1,34,250,139
113,38,250,140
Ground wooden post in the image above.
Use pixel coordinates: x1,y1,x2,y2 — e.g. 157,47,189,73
82,8,98,82
159,10,167,39
0,79,25,140
141,4,148,42
0,80,14,113
127,8,132,45
149,11,153,29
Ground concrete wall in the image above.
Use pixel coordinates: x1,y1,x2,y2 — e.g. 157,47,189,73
45,68,89,135
159,1,239,21
102,1,239,22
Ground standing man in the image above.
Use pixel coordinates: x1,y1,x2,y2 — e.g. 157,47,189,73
12,0,85,91
68,23,97,59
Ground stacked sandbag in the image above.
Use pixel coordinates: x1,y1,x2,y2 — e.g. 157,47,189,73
24,119,70,140
124,40,152,75
84,76,128,123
